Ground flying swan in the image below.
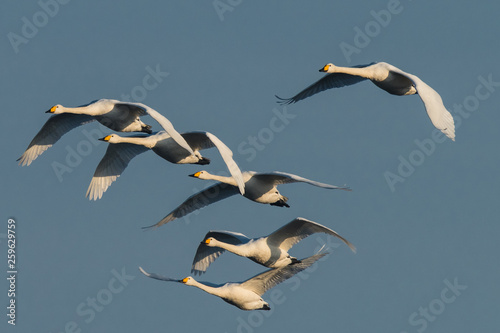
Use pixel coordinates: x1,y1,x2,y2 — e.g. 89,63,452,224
86,130,245,200
276,62,455,140
191,217,356,275
144,170,351,229
139,252,326,311
17,99,192,166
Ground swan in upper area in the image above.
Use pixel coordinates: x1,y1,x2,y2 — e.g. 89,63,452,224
144,170,351,229
86,130,245,200
139,252,326,311
17,99,193,166
276,62,455,141
191,217,356,275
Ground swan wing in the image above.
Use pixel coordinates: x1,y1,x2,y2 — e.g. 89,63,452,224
266,217,356,252
86,141,149,200
191,231,250,275
18,114,95,166
276,63,374,104
143,183,240,229
182,131,245,194
124,102,195,154
139,267,181,282
253,172,351,191
386,66,455,141
114,102,149,116
240,253,327,296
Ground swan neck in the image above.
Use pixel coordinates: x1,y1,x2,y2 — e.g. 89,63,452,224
206,174,238,186
334,66,372,79
114,136,150,147
191,280,222,297
214,241,245,256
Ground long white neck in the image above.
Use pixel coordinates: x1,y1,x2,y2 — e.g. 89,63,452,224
111,136,155,148
202,173,238,186
189,280,225,298
60,104,100,115
212,240,250,257
332,65,374,79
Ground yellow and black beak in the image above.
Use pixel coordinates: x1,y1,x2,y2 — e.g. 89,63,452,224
181,277,189,283
319,64,329,72
189,171,201,178
45,106,57,113
98,135,112,142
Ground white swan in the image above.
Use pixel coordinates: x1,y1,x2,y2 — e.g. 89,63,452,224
139,252,326,311
86,131,245,200
191,217,356,275
144,170,351,229
276,62,455,141
17,99,192,166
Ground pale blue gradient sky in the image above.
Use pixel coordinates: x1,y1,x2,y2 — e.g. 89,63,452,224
1,1,499,332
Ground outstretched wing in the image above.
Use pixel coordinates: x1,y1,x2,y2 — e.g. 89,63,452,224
276,63,374,105
266,217,356,252
124,102,195,154
191,231,250,275
139,267,180,282
386,65,455,141
253,172,351,191
18,114,95,166
143,183,240,229
182,131,245,194
86,140,149,200
240,253,327,296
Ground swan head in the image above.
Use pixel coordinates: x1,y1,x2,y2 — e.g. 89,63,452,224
46,104,64,114
203,237,217,247
189,170,210,179
319,63,336,73
181,276,195,286
98,134,121,143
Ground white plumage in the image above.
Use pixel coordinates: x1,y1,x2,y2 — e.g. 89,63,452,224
144,170,351,229
277,62,455,140
191,217,356,275
139,252,327,311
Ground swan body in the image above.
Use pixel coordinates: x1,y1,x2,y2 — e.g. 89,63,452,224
86,130,244,200
144,170,350,229
277,62,455,140
17,99,155,166
191,217,356,275
139,252,326,311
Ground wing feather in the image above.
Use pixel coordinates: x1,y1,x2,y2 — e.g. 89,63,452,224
18,114,95,166
191,231,250,275
86,142,149,200
143,183,239,229
267,217,356,252
240,253,327,296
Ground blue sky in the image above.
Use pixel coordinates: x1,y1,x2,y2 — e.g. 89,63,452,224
1,1,499,332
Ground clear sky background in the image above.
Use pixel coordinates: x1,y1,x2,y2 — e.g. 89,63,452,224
1,1,499,332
